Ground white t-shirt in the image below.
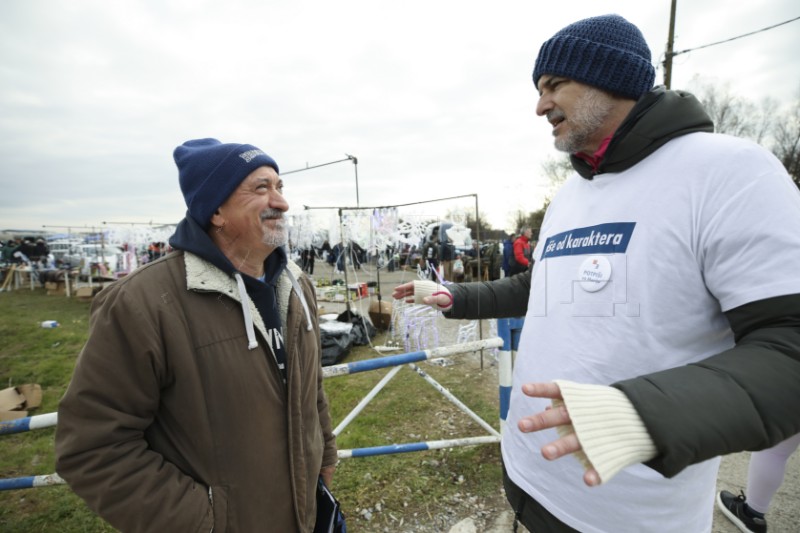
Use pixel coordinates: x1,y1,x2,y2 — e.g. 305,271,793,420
501,132,800,533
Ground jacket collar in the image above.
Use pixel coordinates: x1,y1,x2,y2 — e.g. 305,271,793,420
184,252,312,348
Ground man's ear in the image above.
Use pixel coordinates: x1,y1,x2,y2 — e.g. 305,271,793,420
210,209,226,229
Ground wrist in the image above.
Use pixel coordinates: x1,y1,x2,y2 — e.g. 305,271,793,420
413,280,453,311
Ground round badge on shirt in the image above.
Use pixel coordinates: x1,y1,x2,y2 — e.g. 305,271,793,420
578,256,611,292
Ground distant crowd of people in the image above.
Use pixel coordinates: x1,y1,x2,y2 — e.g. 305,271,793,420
294,237,516,284
1,238,52,267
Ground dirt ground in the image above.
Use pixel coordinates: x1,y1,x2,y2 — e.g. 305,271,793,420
308,258,799,532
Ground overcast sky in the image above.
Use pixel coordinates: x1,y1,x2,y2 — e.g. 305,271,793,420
1,0,798,236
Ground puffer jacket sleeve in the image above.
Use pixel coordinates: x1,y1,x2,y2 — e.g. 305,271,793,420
445,270,531,320
55,282,212,533
613,293,800,478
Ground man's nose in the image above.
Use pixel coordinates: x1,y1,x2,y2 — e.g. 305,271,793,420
535,94,552,117
270,190,289,212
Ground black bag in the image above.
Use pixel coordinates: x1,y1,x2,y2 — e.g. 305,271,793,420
314,477,346,533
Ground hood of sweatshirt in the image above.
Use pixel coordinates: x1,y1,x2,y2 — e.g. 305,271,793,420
570,87,714,180
168,214,312,352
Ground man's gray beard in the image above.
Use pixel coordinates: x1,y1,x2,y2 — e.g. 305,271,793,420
554,87,615,154
262,220,288,247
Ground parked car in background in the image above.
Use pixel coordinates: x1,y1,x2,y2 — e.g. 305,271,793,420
53,242,122,273
48,239,83,265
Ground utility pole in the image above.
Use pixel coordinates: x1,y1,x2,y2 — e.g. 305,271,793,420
663,0,677,89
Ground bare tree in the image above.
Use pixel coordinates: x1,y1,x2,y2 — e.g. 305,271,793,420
691,78,762,138
462,210,494,238
505,154,572,237
771,94,800,188
541,154,573,195
752,98,778,145
509,209,528,235
526,208,546,240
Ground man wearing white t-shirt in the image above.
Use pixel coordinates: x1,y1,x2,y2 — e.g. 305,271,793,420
394,13,800,532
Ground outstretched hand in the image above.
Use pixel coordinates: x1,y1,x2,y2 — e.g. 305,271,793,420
516,382,601,487
392,281,453,311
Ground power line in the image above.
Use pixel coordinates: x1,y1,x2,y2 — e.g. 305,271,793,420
283,155,360,207
669,15,800,58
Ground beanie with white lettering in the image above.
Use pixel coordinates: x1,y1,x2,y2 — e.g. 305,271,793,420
174,138,280,228
532,14,655,100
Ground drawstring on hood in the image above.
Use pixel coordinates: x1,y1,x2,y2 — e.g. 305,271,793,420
234,272,260,350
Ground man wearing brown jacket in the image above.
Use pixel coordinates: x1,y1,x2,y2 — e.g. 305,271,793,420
56,138,337,532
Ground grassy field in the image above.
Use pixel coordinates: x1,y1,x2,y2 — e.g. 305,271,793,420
0,288,504,532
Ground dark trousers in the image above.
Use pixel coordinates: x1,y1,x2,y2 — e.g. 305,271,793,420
503,464,580,533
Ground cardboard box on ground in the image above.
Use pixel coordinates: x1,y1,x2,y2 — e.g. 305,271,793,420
0,384,42,421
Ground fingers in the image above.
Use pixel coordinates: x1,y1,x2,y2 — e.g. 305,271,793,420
517,402,570,433
391,282,414,300
515,381,602,488
584,468,601,487
540,431,581,460
521,382,563,400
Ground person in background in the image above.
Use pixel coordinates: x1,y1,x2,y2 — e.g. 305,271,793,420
394,14,800,532
33,238,49,265
452,253,465,283
14,238,36,263
501,236,513,278
56,138,337,532
509,226,532,275
386,244,397,272
422,235,440,281
717,434,800,533
439,225,455,281
301,246,316,275
1,239,19,263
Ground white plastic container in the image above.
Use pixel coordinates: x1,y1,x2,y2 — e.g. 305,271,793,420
41,320,60,328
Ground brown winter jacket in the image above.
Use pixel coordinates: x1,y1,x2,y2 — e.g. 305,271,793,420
55,251,337,532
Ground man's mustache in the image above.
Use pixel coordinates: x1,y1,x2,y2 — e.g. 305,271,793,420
260,209,286,222
547,109,565,124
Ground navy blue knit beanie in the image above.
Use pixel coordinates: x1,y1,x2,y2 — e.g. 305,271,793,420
174,138,279,228
533,14,655,100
